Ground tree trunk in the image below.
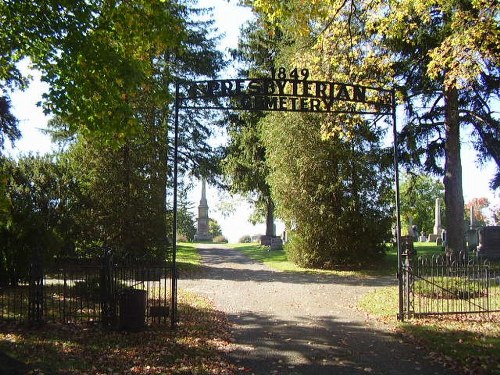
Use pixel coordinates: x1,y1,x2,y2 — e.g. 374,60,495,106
443,86,464,256
265,197,275,236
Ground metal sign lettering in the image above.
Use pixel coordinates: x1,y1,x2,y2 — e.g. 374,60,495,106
178,68,393,115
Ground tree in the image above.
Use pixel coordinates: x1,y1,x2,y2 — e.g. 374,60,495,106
0,154,75,284
491,203,500,225
249,0,500,257
0,96,20,152
262,112,392,268
465,197,490,228
1,1,179,140
208,218,222,238
400,174,444,236
222,18,282,237
368,0,499,256
39,1,224,260
0,97,20,227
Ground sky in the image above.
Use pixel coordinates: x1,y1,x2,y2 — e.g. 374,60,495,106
6,0,499,243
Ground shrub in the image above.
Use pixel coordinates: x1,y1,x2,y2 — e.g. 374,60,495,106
176,234,189,243
212,235,228,243
239,235,252,243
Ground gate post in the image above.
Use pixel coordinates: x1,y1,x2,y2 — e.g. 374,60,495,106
100,247,116,326
28,250,44,323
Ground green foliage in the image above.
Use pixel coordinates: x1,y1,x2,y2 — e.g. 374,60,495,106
208,218,222,238
0,154,75,284
0,96,20,151
400,174,445,235
238,235,252,243
57,137,168,261
262,112,393,268
212,235,228,244
248,0,500,258
222,16,280,236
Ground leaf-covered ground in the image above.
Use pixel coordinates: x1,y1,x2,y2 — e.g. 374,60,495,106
0,292,237,374
360,286,500,374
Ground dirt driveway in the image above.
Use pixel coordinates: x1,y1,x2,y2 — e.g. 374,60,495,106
181,244,456,375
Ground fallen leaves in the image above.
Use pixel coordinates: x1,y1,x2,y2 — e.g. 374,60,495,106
0,293,238,374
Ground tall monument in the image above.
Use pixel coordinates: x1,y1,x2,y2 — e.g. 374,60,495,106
433,197,442,236
194,178,212,241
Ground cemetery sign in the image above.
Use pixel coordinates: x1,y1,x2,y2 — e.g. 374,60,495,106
178,68,393,115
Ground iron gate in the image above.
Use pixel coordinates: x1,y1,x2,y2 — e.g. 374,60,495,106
401,252,500,319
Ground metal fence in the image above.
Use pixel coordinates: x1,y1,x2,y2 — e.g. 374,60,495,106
402,252,500,319
0,255,171,326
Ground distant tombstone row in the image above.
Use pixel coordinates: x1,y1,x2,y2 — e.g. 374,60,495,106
404,197,500,260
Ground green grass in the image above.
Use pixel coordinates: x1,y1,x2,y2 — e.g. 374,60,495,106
176,242,201,274
229,243,362,276
228,241,446,277
367,242,445,275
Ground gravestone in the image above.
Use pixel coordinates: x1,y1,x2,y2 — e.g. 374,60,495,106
400,235,416,256
477,226,500,260
260,235,283,250
466,206,479,251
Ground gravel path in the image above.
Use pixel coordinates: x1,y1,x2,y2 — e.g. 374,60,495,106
181,244,456,375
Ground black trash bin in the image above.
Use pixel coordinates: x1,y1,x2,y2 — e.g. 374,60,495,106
119,288,147,331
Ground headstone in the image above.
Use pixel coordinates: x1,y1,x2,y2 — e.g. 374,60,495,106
194,178,212,241
419,235,427,242
260,235,283,250
477,226,500,260
466,229,479,252
400,235,416,256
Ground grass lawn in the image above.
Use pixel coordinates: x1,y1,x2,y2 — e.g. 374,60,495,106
229,241,500,374
230,243,374,277
176,242,202,275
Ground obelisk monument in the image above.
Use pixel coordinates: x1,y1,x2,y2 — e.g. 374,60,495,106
433,197,442,236
194,178,212,241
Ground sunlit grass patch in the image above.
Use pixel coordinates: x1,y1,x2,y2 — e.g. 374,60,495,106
230,243,363,276
176,243,201,275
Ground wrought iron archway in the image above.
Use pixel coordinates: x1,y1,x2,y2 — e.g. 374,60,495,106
170,68,403,327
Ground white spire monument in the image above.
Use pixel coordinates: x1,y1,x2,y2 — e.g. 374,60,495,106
194,178,212,241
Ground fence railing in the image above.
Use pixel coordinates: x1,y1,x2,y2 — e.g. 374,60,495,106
402,252,500,319
0,256,171,326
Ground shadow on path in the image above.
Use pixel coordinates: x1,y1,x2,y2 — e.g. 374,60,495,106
228,311,451,375
185,246,396,288
181,245,456,375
